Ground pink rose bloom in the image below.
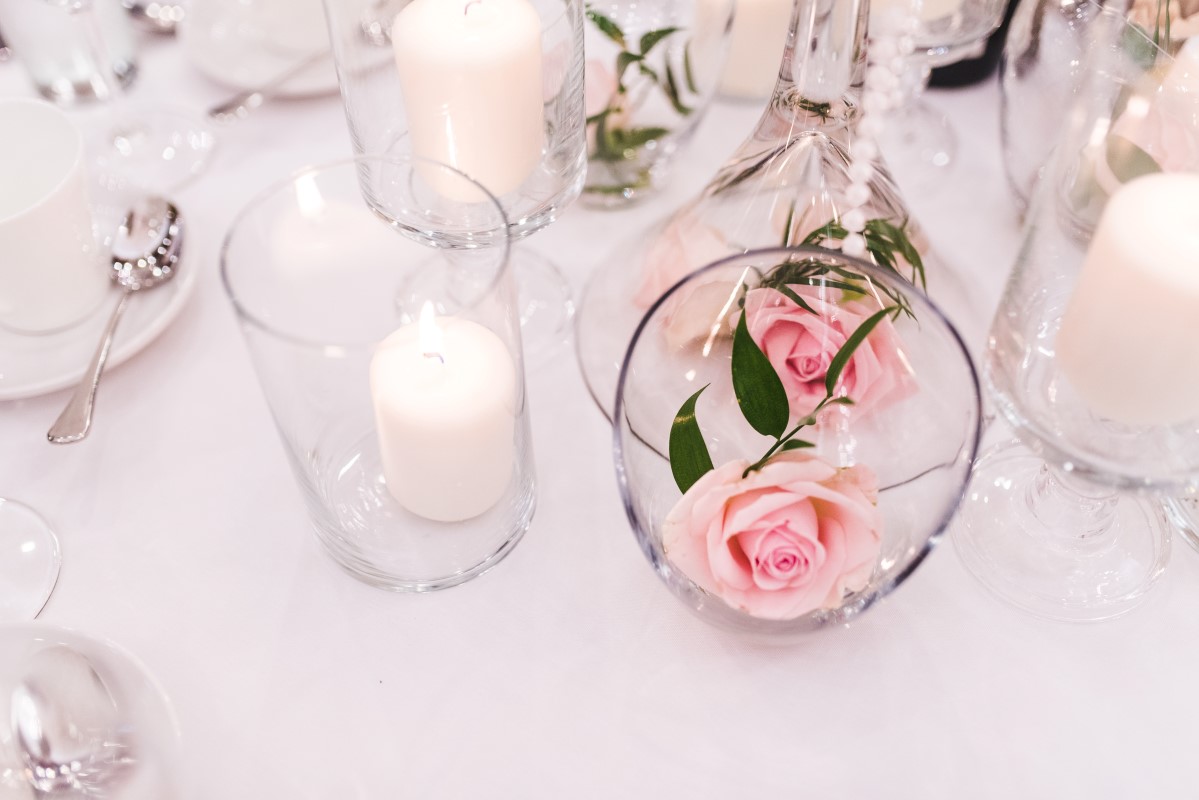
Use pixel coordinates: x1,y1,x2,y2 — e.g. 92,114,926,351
584,58,619,120
742,285,912,420
635,214,731,309
633,214,740,348
661,453,882,620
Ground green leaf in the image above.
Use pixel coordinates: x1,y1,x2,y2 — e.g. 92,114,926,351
683,43,699,93
800,278,867,297
611,126,670,149
780,202,797,247
771,283,818,315
615,50,642,85
780,439,816,451
797,98,833,120
1106,135,1162,185
669,386,715,494
824,306,894,397
586,8,626,47
663,62,694,116
639,26,680,55
802,221,848,246
638,62,661,82
732,312,789,438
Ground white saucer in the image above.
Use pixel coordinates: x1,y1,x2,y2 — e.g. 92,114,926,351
0,259,197,402
177,0,339,98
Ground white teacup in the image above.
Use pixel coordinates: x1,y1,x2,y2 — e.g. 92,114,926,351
0,99,108,334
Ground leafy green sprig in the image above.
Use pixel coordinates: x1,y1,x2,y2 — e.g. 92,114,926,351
585,7,698,165
669,300,894,494
753,203,925,322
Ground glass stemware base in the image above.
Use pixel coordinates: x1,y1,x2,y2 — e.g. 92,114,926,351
82,105,216,192
0,499,61,623
511,247,575,366
953,442,1172,622
879,100,957,193
1164,497,1199,554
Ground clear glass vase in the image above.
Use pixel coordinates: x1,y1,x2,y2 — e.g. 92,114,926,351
580,0,734,207
955,5,1199,620
576,0,984,419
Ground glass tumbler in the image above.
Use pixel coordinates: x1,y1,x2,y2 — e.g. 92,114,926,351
221,156,536,592
0,0,136,105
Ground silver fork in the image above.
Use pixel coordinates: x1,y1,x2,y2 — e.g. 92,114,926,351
205,51,329,124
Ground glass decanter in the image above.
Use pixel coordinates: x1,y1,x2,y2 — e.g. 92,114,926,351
576,0,983,418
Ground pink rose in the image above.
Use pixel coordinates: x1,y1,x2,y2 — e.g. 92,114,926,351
584,58,619,120
661,453,882,620
742,285,912,420
634,214,740,348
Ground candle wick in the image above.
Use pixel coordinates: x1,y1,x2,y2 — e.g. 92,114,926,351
423,351,445,365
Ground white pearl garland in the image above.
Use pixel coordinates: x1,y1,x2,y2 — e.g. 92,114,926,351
840,6,919,260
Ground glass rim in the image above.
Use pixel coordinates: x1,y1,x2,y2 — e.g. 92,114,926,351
219,153,512,351
610,244,984,633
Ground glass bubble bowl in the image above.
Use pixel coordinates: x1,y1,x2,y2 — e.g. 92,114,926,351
612,246,982,637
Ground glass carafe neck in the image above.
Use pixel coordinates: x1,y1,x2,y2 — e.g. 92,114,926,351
772,0,869,135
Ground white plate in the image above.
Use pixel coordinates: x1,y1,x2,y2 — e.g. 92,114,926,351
178,0,339,98
0,258,197,401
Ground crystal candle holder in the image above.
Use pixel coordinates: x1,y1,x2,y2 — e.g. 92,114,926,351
221,156,536,591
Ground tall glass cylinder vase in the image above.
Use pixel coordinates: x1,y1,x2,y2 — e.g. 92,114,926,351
222,156,536,591
576,0,985,419
321,0,586,356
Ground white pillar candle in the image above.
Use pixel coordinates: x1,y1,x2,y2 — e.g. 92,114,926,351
391,0,545,200
370,304,518,522
271,174,401,277
716,0,791,99
1057,173,1199,426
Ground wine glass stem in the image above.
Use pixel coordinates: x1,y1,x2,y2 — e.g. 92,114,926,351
71,3,125,104
1024,463,1119,543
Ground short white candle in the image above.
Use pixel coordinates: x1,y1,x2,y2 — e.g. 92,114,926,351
271,174,400,277
370,303,518,522
716,0,791,99
391,0,544,200
1057,172,1199,426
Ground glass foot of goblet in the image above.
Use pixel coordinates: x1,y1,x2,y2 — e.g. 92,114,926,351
0,499,61,622
878,100,957,195
953,442,1171,622
83,105,216,193
511,245,575,367
1164,496,1199,554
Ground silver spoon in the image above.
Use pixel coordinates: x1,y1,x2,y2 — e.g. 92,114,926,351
47,197,182,444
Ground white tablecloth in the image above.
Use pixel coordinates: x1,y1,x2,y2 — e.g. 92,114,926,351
2,31,1197,800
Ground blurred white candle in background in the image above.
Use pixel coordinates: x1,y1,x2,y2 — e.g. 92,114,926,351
370,303,518,522
1057,173,1199,426
716,0,791,99
391,0,544,200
